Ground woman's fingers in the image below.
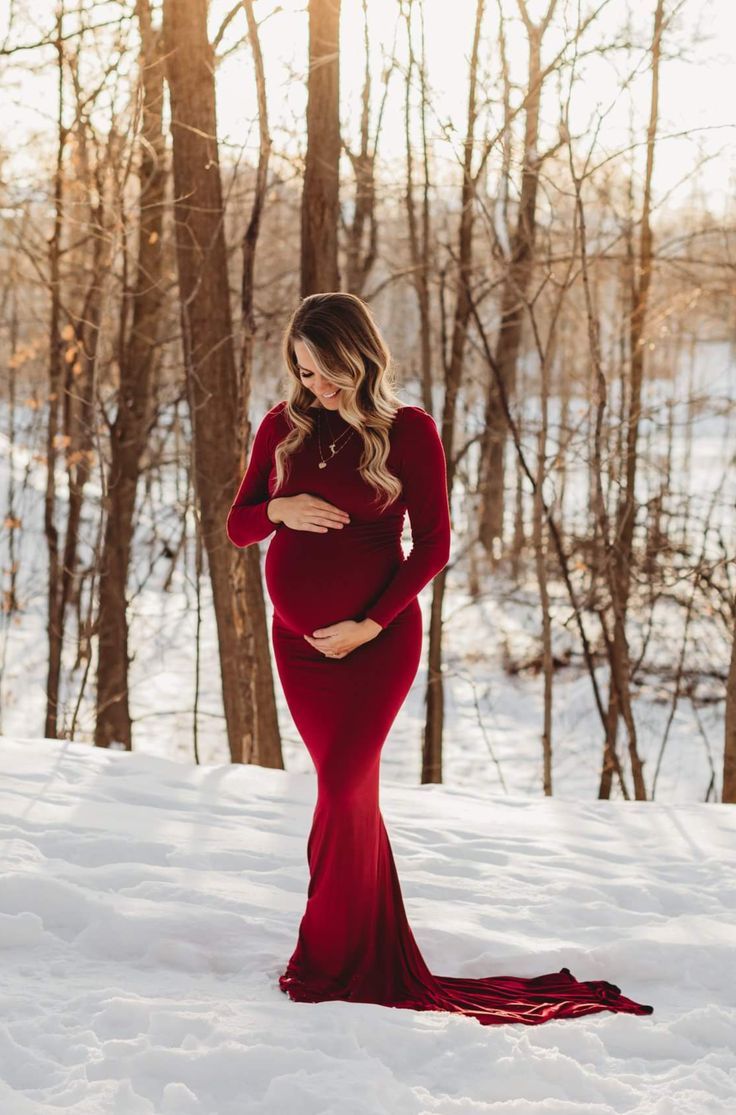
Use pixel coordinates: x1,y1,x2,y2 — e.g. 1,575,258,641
289,495,349,532
311,500,350,525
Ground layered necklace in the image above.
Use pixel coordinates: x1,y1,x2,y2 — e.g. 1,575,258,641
316,404,355,468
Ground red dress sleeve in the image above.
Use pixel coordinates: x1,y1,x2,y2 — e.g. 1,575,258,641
363,406,451,629
225,402,286,548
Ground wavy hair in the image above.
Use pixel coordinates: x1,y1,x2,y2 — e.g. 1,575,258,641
273,292,405,511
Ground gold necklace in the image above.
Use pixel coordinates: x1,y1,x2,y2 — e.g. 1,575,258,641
316,406,355,468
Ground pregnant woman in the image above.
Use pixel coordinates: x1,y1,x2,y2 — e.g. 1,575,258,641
226,292,653,1026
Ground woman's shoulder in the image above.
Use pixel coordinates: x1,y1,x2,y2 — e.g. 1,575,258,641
260,399,290,431
392,404,440,435
249,400,289,448
394,403,435,418
266,399,289,419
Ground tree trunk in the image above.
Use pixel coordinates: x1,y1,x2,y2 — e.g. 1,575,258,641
302,0,341,295
163,0,268,764
343,0,378,295
44,14,66,739
533,339,553,796
599,0,665,800
95,0,166,749
478,2,558,558
724,613,736,803
402,0,433,414
236,0,283,770
62,127,109,635
422,0,485,784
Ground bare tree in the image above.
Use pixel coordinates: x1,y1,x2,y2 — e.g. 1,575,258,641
724,606,736,803
599,0,666,800
302,0,341,295
44,9,67,739
342,0,386,295
233,0,284,769
477,0,559,560
422,0,486,784
402,0,433,414
162,0,276,765
95,0,166,749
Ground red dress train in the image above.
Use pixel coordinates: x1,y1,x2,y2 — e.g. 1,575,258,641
226,399,654,1026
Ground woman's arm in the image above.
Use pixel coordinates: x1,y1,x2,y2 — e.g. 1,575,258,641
362,407,451,629
225,403,286,548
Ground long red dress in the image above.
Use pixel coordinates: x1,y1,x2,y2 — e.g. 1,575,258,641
226,399,654,1026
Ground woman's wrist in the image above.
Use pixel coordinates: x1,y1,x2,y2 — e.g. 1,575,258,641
360,617,383,637
266,497,284,524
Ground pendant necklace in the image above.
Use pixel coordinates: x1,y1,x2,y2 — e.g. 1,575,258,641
316,405,355,468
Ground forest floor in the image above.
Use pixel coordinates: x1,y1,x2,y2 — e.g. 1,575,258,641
0,735,733,1114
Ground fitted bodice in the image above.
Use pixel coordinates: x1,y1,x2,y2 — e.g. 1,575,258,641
226,399,451,635
264,409,408,634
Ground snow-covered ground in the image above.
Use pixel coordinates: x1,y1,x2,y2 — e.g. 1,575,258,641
1,735,734,1114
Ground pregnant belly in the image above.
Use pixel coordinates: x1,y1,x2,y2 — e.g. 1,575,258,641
265,526,401,635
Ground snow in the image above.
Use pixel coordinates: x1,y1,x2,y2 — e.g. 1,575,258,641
1,735,735,1114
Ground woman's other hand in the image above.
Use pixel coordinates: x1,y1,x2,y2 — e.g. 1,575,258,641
304,618,383,658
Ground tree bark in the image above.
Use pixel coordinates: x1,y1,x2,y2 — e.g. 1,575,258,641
403,0,433,414
724,612,736,803
163,0,269,764
302,0,341,295
44,11,66,739
343,0,379,295
422,0,485,784
598,0,665,800
236,0,283,770
95,0,166,749
478,0,558,558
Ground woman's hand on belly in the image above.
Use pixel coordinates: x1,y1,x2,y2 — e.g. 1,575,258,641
303,618,382,659
273,493,351,532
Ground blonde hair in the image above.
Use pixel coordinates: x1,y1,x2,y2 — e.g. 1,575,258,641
273,292,405,511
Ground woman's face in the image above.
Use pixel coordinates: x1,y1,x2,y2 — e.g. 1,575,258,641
294,339,342,410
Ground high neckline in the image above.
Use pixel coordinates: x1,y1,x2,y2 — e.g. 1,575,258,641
313,404,349,425
306,404,408,427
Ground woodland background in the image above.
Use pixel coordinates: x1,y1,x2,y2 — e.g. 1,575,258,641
0,0,734,802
